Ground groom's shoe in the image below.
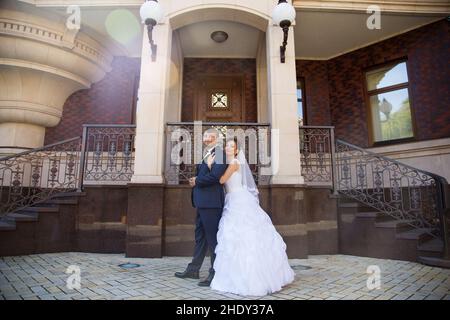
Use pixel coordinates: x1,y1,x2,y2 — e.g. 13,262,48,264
174,269,199,279
198,272,214,287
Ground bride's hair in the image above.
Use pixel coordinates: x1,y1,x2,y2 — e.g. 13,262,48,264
226,137,240,156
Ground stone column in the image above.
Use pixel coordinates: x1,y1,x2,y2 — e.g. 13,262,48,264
265,1,307,259
266,13,304,185
0,1,112,153
126,21,173,258
131,23,172,184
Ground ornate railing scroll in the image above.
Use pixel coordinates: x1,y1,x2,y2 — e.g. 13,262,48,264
0,137,82,215
299,126,336,187
165,122,271,185
80,124,136,186
335,139,448,254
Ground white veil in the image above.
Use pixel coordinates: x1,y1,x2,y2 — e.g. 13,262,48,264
236,150,259,202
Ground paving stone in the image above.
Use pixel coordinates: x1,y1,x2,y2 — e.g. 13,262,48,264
1,253,449,300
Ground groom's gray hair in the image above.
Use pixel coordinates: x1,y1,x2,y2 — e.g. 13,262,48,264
204,128,219,138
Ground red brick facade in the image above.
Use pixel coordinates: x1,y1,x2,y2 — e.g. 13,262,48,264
295,60,331,126
45,19,449,148
44,57,141,144
298,18,450,147
181,58,258,122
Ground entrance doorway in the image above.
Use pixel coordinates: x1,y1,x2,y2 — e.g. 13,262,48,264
193,74,245,122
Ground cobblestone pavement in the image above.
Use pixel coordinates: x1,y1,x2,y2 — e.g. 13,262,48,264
0,253,449,300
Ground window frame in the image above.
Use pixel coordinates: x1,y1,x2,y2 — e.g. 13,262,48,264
363,58,417,147
296,77,307,126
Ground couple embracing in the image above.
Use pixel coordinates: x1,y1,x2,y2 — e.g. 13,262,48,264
175,129,294,297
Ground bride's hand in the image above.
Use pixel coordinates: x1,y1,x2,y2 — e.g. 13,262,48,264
207,154,215,169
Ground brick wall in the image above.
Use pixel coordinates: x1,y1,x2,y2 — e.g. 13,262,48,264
44,57,140,145
181,58,258,122
295,60,331,126
45,20,449,148
296,19,449,147
327,18,450,147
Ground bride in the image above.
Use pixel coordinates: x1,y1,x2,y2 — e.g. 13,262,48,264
206,138,295,296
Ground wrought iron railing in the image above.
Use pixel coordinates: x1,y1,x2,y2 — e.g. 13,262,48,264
79,124,136,186
0,137,82,215
299,126,336,186
335,139,448,255
165,122,271,185
0,125,136,215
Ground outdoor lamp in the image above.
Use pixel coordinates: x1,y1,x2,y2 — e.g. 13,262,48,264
379,98,393,120
139,0,164,61
272,0,296,63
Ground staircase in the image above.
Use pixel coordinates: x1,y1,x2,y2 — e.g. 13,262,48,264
0,191,86,256
338,195,445,263
1,125,448,267
0,191,83,232
334,139,450,268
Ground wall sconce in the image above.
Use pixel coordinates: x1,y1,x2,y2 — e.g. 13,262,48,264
139,0,164,61
272,0,296,63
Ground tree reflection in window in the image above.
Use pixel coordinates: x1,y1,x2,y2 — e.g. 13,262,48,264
366,61,414,143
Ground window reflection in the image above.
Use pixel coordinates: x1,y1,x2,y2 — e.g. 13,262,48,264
366,61,414,143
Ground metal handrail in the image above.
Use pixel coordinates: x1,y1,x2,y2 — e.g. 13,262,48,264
336,139,449,184
335,138,449,258
165,122,272,185
0,137,81,161
166,122,270,126
0,136,82,215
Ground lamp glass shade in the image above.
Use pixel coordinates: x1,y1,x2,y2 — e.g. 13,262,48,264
139,1,163,24
272,2,296,26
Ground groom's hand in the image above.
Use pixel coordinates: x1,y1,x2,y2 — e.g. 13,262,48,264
189,177,196,187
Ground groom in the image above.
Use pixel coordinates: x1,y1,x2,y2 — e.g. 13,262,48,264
174,129,228,286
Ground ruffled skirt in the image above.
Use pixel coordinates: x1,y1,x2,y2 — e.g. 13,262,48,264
210,188,295,296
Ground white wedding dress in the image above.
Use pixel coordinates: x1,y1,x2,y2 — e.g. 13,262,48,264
210,155,295,296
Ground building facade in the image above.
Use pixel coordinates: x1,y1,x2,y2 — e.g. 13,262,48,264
0,0,449,266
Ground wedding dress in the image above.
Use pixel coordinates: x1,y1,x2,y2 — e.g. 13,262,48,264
210,152,295,296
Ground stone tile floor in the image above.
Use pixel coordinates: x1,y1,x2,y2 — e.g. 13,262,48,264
0,253,449,300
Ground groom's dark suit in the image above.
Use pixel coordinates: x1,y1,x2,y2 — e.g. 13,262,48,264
188,146,228,275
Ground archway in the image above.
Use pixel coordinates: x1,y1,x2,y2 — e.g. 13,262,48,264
165,6,271,123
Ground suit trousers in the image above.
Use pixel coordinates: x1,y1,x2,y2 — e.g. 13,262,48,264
187,208,222,275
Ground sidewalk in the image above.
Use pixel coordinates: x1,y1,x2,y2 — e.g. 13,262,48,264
0,253,449,300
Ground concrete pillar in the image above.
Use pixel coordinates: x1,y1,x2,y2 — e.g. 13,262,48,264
126,20,173,258
266,10,304,185
131,23,173,184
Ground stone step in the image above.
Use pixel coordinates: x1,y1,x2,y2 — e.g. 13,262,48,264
417,238,444,253
355,211,379,218
50,191,86,199
338,202,359,208
17,206,59,213
396,228,434,240
374,219,415,229
41,199,78,205
3,212,38,222
0,220,16,231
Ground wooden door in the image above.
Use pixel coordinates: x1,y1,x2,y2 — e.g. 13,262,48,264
193,75,245,122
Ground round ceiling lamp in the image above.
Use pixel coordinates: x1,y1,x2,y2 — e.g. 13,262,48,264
211,31,229,43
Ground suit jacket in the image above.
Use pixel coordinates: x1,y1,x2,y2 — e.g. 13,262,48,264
191,146,228,209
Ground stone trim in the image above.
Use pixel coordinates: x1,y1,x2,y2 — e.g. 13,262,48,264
293,0,450,15
0,58,91,87
0,19,112,72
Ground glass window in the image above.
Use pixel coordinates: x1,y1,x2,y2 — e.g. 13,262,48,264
211,92,228,108
366,62,408,91
297,80,306,126
366,61,414,143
